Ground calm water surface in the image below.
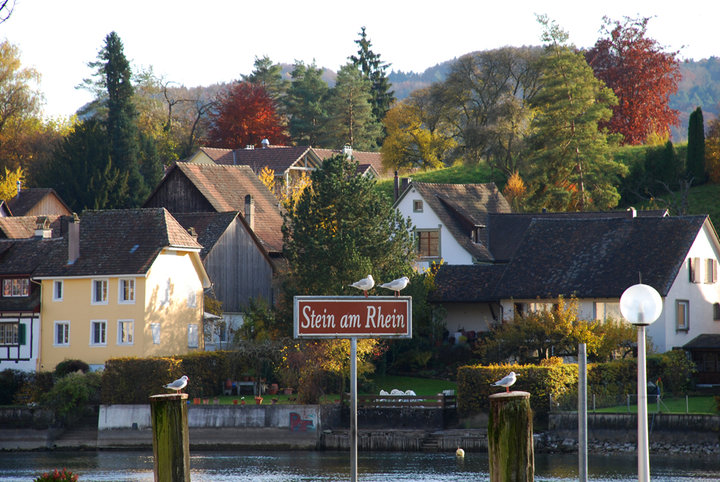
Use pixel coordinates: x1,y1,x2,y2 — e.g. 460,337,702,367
0,450,719,481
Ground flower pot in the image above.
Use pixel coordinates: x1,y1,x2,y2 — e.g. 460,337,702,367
241,399,246,406
233,399,238,405
255,396,263,405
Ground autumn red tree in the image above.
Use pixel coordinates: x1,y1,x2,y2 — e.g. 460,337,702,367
207,81,288,148
585,16,681,145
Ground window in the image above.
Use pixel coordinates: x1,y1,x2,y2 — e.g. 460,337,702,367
689,258,701,283
595,302,622,321
413,200,423,212
715,303,720,321
416,229,440,258
119,279,135,303
159,278,171,306
90,320,107,346
54,321,69,346
676,300,689,332
0,323,18,345
151,323,161,344
187,289,197,308
706,259,718,284
53,281,63,301
118,320,134,345
92,279,108,304
3,279,29,297
188,324,199,348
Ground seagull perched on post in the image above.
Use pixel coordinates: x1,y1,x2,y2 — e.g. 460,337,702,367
349,275,374,297
491,372,517,393
164,375,189,394
379,276,410,297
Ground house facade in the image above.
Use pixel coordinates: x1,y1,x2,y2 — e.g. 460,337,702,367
32,209,210,371
393,181,511,269
6,188,72,217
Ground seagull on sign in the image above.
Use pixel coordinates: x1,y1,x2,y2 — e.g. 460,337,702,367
379,276,410,297
491,372,517,393
164,375,189,394
349,275,374,297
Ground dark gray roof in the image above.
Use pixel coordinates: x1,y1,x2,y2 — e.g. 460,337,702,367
172,212,239,259
430,264,506,302
493,216,707,299
5,188,71,216
487,210,669,262
410,182,511,263
0,238,58,312
683,334,720,350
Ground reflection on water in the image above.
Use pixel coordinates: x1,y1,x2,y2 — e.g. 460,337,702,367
0,450,719,481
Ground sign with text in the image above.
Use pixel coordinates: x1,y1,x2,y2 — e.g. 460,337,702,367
294,296,412,339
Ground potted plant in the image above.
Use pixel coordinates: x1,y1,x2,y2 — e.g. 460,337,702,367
240,397,246,405
255,396,263,405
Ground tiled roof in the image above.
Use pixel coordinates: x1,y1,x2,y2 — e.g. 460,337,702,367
5,188,70,216
209,146,315,174
411,182,511,263
0,238,58,312
493,216,707,299
487,210,669,262
172,212,240,259
314,148,387,176
683,334,720,349
0,215,64,239
172,163,284,254
34,208,201,278
430,264,506,302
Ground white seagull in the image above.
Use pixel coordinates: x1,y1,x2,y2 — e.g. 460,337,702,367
349,275,374,297
164,375,189,394
491,372,517,393
379,276,410,297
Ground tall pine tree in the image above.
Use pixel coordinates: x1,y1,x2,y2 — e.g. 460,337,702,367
284,61,329,146
350,27,395,129
525,16,626,212
686,106,705,184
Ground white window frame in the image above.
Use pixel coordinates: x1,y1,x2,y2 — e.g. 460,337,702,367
54,321,70,346
689,257,702,283
151,323,161,344
92,279,109,305
416,228,441,259
53,280,63,301
117,319,134,345
188,324,199,348
118,278,136,304
3,278,29,297
90,320,107,346
676,300,689,332
706,259,718,284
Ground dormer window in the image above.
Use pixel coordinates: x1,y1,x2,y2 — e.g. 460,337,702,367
3,279,29,297
471,226,483,244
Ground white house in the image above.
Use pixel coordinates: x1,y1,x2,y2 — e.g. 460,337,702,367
393,181,511,269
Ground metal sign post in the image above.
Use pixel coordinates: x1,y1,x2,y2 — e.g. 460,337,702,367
294,296,412,481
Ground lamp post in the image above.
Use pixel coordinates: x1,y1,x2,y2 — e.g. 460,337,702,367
619,283,663,482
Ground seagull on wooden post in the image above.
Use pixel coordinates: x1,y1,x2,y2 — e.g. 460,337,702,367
379,276,410,297
349,275,374,297
164,375,189,394
491,372,517,393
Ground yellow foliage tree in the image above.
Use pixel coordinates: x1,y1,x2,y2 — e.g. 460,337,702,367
259,166,275,193
0,166,24,201
280,172,311,210
502,171,526,212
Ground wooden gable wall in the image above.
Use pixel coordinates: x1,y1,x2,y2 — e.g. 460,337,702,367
204,218,274,312
144,170,216,213
24,194,71,217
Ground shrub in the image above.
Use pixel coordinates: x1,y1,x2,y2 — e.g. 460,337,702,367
54,359,90,378
457,363,577,417
40,372,101,426
0,369,28,405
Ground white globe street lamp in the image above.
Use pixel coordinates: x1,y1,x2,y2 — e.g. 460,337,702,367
620,283,663,482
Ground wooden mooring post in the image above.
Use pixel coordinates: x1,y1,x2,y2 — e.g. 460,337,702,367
150,393,190,482
488,391,534,482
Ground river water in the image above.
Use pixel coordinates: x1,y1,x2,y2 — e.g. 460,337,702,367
0,450,719,481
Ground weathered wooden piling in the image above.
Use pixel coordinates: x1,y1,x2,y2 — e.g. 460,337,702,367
488,391,534,482
150,393,190,482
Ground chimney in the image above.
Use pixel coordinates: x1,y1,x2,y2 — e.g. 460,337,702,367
261,138,270,149
343,144,353,159
68,213,80,264
34,216,52,239
16,180,21,199
244,194,255,230
394,171,399,200
400,177,411,194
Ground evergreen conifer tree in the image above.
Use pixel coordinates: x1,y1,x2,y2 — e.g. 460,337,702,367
686,106,706,184
350,27,395,130
284,61,329,146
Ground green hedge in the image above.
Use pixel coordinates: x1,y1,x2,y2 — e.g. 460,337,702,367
101,351,246,404
457,362,577,417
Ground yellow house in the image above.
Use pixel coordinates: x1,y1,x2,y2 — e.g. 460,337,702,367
32,209,211,371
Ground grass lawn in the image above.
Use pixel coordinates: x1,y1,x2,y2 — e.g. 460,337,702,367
591,396,717,415
369,374,457,396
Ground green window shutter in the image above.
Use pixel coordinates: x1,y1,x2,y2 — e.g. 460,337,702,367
18,323,26,345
